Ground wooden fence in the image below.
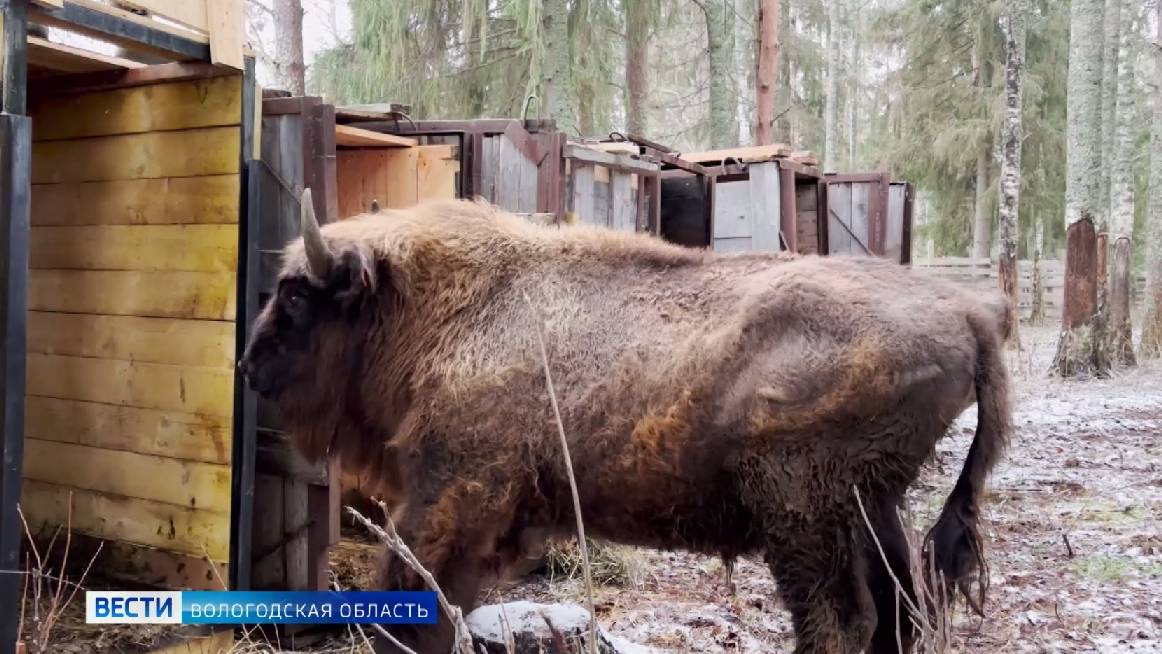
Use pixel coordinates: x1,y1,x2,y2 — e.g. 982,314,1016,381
911,257,1148,321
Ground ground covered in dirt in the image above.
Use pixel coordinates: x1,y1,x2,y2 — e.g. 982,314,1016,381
479,325,1161,653
318,326,1162,653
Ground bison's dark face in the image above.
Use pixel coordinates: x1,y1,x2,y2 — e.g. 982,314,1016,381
238,188,378,399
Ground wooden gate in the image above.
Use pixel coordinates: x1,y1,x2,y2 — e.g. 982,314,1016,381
248,95,340,591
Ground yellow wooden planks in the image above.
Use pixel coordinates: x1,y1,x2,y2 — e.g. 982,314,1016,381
111,1,210,32
32,175,240,226
206,0,244,70
25,396,231,465
31,225,238,272
32,127,241,184
21,480,229,560
29,270,237,320
335,125,417,148
27,36,144,75
27,353,234,417
27,312,235,369
31,75,241,142
417,145,459,202
24,438,232,511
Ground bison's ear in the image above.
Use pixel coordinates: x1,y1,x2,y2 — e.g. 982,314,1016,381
331,247,378,306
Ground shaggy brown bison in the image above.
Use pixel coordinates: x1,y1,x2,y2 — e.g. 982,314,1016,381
239,190,1011,654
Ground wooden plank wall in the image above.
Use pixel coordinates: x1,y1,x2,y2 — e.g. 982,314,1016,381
795,182,819,254
253,105,340,592
567,162,643,231
335,144,458,218
22,74,243,589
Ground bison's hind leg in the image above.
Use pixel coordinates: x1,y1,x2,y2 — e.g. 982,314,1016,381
860,495,918,654
765,518,877,654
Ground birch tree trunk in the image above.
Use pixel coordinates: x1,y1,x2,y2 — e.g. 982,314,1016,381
823,0,840,170
705,0,740,148
1107,0,1137,366
543,0,574,134
1139,0,1162,358
273,0,306,96
755,0,780,145
997,0,1027,348
971,148,992,260
1054,0,1109,378
1099,0,1121,227
625,0,650,136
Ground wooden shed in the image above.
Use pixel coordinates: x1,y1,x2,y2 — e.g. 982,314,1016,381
821,173,914,264
653,144,825,255
0,2,280,652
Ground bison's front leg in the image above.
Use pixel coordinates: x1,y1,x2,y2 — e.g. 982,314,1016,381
370,480,515,654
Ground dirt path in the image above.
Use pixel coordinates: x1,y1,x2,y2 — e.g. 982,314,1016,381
486,326,1162,652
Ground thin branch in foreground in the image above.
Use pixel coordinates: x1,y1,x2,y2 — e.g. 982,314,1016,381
522,291,598,654
344,504,474,654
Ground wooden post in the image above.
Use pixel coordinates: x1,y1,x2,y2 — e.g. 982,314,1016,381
0,113,31,654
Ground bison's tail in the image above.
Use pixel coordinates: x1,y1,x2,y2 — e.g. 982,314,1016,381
924,315,1011,614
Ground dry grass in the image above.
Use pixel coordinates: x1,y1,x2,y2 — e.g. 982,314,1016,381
543,538,647,590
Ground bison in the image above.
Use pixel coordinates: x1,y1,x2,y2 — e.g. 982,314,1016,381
238,190,1011,654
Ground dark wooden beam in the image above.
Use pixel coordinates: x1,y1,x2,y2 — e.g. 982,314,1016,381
28,61,235,97
3,0,29,115
0,113,31,654
229,56,258,592
29,0,208,62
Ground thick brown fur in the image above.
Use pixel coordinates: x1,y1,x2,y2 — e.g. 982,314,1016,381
239,198,1012,654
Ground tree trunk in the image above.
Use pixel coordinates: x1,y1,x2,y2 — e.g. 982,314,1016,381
1139,0,1162,358
543,0,574,134
997,0,1027,349
755,0,779,145
774,0,793,142
846,1,858,169
1106,0,1137,366
1030,220,1045,325
704,0,740,148
1053,0,1108,378
971,148,992,259
574,0,596,136
1099,0,1121,228
625,0,650,136
1109,238,1135,364
823,0,840,170
273,0,305,96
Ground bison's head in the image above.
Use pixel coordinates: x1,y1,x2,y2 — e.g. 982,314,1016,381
238,188,382,400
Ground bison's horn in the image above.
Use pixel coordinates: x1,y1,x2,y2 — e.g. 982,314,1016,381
300,188,332,279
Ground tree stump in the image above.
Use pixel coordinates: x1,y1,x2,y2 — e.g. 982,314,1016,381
1053,217,1110,377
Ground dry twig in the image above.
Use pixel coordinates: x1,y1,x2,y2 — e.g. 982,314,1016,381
345,504,474,654
522,291,599,654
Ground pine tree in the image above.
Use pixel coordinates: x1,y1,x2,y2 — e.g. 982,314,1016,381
704,0,740,148
755,0,780,144
625,0,651,136
997,0,1028,347
1098,0,1121,228
544,0,574,132
1053,0,1109,378
824,0,840,169
273,0,306,95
